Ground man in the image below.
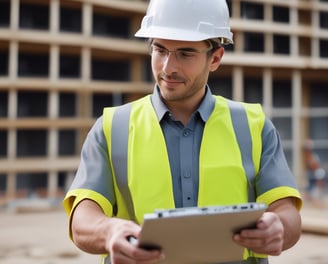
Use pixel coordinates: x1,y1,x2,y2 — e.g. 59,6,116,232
63,0,302,263
303,139,326,203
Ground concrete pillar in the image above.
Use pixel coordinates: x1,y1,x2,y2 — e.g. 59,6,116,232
83,2,92,36
263,69,272,117
7,173,17,200
50,45,59,83
10,0,19,30
9,41,18,81
233,67,243,101
291,70,302,185
50,0,59,34
48,171,58,199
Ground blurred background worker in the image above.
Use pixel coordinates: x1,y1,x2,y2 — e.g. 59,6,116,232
303,139,327,204
63,0,302,263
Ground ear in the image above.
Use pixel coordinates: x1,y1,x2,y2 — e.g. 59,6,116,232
209,47,224,72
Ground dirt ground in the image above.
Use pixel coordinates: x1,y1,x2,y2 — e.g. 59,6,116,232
1,201,328,264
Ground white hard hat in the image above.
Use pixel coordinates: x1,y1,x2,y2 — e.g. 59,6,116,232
135,0,233,44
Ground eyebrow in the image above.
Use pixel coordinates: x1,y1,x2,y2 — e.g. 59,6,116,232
152,42,200,52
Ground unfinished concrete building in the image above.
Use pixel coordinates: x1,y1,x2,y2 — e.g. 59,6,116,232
0,0,327,203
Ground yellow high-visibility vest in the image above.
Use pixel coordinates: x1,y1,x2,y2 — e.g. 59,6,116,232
103,95,265,224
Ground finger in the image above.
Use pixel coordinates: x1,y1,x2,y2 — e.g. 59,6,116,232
250,237,283,256
123,239,164,262
111,252,136,264
112,244,164,264
234,231,283,255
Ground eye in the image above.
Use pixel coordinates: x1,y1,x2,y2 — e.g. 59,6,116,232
153,46,167,55
178,50,196,58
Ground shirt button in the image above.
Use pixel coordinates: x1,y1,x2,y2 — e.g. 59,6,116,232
183,130,190,137
183,171,191,178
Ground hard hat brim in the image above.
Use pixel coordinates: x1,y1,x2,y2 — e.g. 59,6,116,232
135,26,233,44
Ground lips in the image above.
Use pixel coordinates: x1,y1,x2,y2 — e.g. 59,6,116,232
163,79,183,84
160,74,185,85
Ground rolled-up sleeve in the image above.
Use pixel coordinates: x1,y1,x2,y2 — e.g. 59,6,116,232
256,118,302,209
63,117,116,219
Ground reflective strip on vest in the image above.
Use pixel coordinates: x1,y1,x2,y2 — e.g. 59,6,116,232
111,103,136,221
227,100,256,202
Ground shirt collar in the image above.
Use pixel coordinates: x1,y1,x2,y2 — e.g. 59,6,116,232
150,85,215,122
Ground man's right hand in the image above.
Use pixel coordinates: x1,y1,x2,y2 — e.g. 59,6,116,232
71,199,164,264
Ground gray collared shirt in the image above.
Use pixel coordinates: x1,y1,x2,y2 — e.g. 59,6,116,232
151,85,215,207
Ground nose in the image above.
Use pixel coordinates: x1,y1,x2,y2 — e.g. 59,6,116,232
162,52,179,75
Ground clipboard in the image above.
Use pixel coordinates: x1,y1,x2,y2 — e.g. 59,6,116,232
136,203,267,264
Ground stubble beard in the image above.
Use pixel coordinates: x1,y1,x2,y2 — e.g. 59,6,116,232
156,67,209,103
